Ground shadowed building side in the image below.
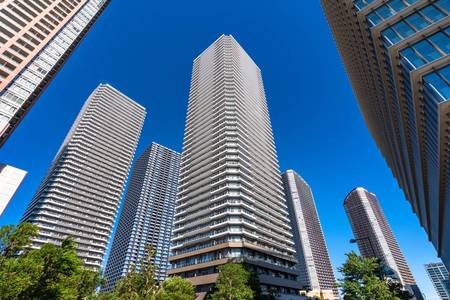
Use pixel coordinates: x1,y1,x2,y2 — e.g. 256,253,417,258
282,170,339,300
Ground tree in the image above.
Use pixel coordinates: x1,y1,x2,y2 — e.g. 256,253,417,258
0,223,100,300
156,276,195,300
0,223,38,257
113,245,159,300
209,263,254,300
339,252,412,300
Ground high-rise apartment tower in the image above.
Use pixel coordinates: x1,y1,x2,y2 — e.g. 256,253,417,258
168,35,301,299
282,170,338,300
344,187,422,299
425,262,450,300
0,0,110,147
321,0,450,270
102,143,180,291
21,84,146,270
0,163,26,215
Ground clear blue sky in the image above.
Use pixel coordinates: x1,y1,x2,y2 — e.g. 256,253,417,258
0,0,442,298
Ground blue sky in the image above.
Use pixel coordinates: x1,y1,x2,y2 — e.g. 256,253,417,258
0,0,442,298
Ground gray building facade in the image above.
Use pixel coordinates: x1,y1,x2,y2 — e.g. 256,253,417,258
168,35,301,299
102,143,180,291
282,170,338,300
21,84,146,270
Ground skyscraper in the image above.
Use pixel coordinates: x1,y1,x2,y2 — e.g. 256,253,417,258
102,143,180,291
168,35,301,299
282,170,338,300
321,0,450,271
0,163,26,216
21,84,146,270
0,0,110,147
344,187,422,299
425,262,450,300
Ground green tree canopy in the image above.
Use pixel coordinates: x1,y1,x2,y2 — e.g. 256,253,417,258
0,223,100,300
113,245,159,300
155,276,195,300
339,251,412,300
209,263,254,300
0,222,38,257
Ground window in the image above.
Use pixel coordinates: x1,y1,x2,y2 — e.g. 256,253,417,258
392,21,415,38
429,32,450,54
421,5,446,21
435,0,450,13
406,13,430,30
388,0,406,11
413,40,442,62
382,28,401,45
354,0,367,10
368,12,382,26
377,5,395,19
400,48,426,68
423,67,450,99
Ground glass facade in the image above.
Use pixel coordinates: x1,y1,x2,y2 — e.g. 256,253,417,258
322,0,450,284
382,2,449,46
425,262,450,300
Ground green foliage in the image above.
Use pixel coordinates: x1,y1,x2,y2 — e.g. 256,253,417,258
208,263,254,300
0,223,38,257
0,223,100,300
339,252,412,300
98,246,195,300
155,276,195,300
112,245,159,300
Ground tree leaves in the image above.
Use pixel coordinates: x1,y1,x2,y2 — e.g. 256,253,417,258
209,263,255,300
338,252,412,300
0,223,101,300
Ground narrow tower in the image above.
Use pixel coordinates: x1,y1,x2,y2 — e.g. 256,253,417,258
0,0,110,147
102,143,181,291
168,35,300,298
21,84,146,270
425,262,450,300
344,187,422,299
282,170,338,299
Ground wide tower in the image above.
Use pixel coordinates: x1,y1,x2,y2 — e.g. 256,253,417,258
168,35,300,299
21,84,146,270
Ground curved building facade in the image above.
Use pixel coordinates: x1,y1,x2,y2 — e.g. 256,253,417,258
322,0,450,271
